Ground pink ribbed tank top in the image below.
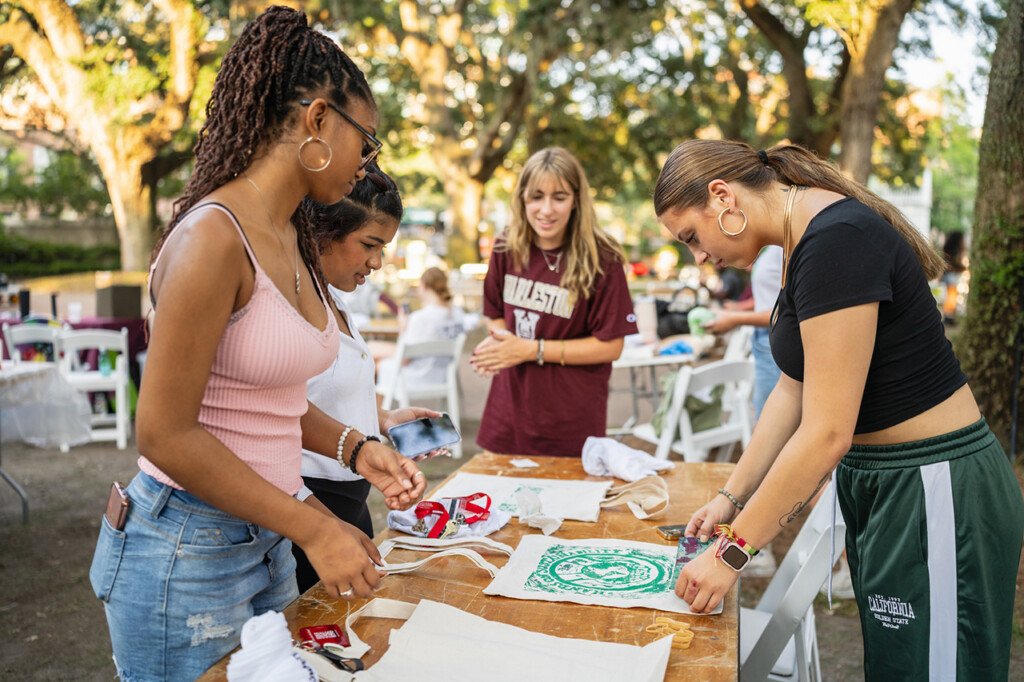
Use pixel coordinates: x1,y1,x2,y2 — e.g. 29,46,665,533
138,203,339,495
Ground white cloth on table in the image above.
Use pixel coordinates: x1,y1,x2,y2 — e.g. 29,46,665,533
429,472,612,522
582,436,675,482
0,363,90,448
515,488,562,535
483,535,722,615
600,476,670,520
336,598,673,682
226,611,316,682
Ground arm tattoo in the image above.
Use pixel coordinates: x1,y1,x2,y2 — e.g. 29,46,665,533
779,472,831,527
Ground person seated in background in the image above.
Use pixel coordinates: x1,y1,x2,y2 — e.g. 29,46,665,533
378,267,466,392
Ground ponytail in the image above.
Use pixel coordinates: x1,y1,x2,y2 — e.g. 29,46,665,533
653,140,944,280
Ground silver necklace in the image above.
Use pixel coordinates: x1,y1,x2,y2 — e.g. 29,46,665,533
244,175,300,294
540,248,563,273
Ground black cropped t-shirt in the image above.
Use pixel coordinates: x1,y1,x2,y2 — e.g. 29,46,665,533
769,197,967,434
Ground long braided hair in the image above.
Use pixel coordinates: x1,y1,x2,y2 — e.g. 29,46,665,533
152,6,375,294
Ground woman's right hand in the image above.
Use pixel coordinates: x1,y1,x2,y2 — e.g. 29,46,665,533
469,334,502,377
685,493,740,542
299,515,383,600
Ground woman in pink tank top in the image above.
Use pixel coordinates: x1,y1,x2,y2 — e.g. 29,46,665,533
88,8,425,680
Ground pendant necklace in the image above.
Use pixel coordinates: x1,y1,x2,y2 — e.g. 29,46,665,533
540,248,563,273
244,175,301,294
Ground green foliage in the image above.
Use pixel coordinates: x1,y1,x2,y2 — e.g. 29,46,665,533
926,82,979,234
0,229,120,277
0,147,33,208
0,145,109,216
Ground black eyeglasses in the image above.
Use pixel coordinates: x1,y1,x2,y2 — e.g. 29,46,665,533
299,99,383,170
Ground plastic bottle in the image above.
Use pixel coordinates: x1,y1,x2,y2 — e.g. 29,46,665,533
99,351,112,377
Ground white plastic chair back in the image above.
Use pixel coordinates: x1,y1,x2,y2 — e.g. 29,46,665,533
380,333,467,457
652,358,754,461
57,328,131,449
740,487,847,681
723,325,754,361
3,323,61,364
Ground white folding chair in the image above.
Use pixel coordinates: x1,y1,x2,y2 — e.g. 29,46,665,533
724,325,754,361
378,333,467,458
631,358,754,461
57,328,131,450
3,322,62,364
740,487,847,681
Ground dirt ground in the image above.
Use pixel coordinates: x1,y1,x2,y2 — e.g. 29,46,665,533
2,356,1023,679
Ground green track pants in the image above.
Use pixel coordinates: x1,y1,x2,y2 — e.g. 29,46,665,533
837,419,1023,681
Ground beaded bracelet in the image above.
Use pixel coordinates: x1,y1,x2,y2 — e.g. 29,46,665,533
349,435,381,476
337,426,355,469
717,487,745,510
713,523,759,556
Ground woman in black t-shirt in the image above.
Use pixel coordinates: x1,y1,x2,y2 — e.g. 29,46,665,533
470,147,637,456
654,140,1022,680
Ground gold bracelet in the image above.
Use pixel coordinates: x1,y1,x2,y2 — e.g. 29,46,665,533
560,340,566,366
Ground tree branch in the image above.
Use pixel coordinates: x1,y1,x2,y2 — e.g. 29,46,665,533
18,0,84,61
738,0,815,146
152,0,198,107
0,10,73,108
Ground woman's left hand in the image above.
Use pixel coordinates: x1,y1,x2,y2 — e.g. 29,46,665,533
354,440,427,510
470,329,534,373
675,542,738,614
380,406,440,433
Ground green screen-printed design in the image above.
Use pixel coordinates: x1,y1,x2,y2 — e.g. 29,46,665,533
497,485,545,513
524,544,673,598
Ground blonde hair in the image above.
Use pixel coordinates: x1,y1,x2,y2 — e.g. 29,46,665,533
420,267,452,303
497,147,625,305
653,140,944,280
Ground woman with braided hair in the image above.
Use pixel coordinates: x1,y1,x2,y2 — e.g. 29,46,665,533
88,8,425,679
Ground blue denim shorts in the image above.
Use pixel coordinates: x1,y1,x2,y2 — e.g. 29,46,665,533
751,327,782,420
89,471,299,681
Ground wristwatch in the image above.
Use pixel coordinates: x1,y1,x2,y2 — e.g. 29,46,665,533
718,539,756,572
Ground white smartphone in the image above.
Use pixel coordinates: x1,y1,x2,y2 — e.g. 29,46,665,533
387,414,462,459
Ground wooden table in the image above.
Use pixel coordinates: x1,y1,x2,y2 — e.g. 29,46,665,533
357,319,401,341
200,454,738,681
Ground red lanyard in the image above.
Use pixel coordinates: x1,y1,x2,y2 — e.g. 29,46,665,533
414,493,492,538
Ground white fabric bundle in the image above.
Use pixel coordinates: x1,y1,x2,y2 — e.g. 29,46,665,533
226,611,316,682
515,488,562,535
582,437,675,482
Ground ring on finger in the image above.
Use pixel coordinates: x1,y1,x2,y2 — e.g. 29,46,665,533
338,587,354,598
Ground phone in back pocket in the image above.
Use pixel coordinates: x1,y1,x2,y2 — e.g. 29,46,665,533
387,414,461,459
105,481,129,530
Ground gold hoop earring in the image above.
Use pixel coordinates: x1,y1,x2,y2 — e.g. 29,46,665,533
298,136,332,173
717,207,747,237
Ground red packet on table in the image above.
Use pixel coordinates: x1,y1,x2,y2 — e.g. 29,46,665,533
299,624,350,649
